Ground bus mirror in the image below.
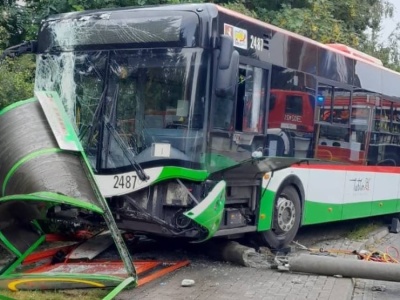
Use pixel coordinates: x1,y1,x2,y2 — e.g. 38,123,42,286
215,35,239,98
215,50,239,98
218,35,234,69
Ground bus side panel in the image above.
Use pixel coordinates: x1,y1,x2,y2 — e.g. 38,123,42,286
371,170,400,216
341,170,374,219
297,165,400,224
302,168,345,224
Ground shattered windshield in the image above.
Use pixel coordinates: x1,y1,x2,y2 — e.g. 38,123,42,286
35,48,207,172
37,10,199,51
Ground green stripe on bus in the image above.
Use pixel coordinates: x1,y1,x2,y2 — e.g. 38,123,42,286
303,198,400,225
2,148,63,196
157,167,209,182
257,189,275,231
257,191,400,230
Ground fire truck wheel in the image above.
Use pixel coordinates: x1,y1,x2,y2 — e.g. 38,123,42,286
258,185,301,250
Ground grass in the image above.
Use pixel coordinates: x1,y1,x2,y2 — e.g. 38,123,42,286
344,219,384,241
0,289,110,300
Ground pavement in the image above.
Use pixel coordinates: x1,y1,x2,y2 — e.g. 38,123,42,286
352,227,400,300
0,218,398,299
118,221,400,300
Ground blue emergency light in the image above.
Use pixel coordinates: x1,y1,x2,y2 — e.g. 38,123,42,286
316,95,325,105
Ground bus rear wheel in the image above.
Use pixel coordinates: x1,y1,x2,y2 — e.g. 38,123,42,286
258,185,301,250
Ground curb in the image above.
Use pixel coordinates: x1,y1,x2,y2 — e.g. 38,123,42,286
344,225,390,299
363,226,390,249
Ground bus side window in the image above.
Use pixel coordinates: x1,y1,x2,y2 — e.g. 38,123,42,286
242,66,266,133
212,94,235,130
235,67,247,131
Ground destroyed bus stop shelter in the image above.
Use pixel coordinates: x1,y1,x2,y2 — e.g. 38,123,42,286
0,91,187,299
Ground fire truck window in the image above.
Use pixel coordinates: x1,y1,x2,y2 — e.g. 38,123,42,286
318,85,351,125
269,94,276,111
318,84,334,123
333,89,350,125
374,99,392,132
285,95,303,115
367,93,400,166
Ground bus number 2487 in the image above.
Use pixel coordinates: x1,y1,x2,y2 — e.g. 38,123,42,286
250,35,263,51
113,175,137,189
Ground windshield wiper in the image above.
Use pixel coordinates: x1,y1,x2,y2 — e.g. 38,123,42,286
105,121,149,181
85,87,108,144
89,84,148,181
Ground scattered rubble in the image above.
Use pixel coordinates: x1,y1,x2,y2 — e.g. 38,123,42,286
181,279,195,287
291,278,302,284
371,285,386,292
205,241,272,268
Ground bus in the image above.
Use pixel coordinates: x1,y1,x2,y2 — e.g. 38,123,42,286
6,3,400,250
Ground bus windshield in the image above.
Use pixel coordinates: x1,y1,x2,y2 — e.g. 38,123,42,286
35,48,208,172
37,10,199,51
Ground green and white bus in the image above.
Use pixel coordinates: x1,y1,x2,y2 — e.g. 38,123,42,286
10,3,400,249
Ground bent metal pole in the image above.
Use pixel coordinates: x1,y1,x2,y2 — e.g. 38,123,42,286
289,254,400,282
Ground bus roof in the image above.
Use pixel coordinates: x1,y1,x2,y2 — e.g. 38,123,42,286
216,5,399,76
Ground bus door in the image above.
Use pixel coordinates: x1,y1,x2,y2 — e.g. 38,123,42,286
233,61,270,155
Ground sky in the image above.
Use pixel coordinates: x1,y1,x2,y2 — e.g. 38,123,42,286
381,0,399,43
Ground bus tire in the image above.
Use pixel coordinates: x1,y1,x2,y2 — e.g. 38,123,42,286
258,185,301,250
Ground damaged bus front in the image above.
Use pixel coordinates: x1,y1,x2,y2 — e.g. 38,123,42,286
33,5,239,242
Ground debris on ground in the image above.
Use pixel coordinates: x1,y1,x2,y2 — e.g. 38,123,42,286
371,285,386,291
205,241,272,268
181,279,195,287
291,278,302,284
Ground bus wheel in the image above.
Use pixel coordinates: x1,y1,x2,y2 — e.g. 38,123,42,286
259,185,301,250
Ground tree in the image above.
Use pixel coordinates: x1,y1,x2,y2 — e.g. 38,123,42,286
218,0,396,48
357,1,400,71
0,55,36,109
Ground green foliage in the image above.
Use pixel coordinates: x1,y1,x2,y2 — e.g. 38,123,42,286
0,26,10,49
0,55,36,109
358,1,400,71
269,2,358,46
216,0,400,68
221,1,258,18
